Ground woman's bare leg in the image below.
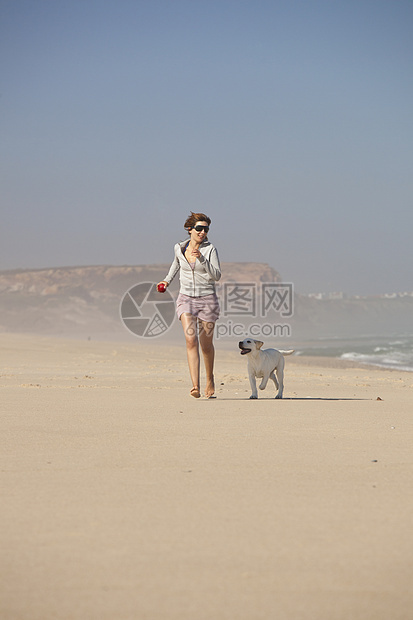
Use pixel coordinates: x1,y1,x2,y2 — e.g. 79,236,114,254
180,313,200,397
199,320,215,398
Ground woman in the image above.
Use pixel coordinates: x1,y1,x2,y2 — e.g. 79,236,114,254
158,212,221,399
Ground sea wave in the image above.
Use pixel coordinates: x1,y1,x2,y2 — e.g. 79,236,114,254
297,335,413,372
340,351,413,371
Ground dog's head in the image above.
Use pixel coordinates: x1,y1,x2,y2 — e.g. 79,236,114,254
238,339,264,355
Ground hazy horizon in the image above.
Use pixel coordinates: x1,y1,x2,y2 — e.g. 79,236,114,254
1,1,412,296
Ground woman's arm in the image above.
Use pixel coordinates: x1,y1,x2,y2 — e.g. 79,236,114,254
198,247,221,281
163,246,180,284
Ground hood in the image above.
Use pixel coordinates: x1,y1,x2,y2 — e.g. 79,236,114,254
179,239,211,250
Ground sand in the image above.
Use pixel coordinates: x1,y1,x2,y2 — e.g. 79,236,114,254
1,333,412,620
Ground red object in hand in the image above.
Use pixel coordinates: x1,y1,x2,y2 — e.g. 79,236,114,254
157,282,166,293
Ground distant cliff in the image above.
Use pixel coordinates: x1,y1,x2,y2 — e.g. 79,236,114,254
0,263,281,338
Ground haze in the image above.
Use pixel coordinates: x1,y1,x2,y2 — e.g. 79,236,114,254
1,0,412,295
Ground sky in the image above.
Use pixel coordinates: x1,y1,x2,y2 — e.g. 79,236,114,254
1,0,412,295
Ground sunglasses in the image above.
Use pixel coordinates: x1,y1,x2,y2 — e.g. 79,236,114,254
193,225,209,233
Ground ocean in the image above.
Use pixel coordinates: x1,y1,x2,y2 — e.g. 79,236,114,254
296,334,413,372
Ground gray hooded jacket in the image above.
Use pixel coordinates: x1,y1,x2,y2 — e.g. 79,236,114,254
164,239,221,297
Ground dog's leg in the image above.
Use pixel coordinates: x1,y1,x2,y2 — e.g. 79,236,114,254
275,359,285,398
259,375,269,391
249,373,258,399
269,371,279,393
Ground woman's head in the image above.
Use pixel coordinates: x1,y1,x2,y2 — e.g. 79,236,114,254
184,211,211,238
184,212,211,233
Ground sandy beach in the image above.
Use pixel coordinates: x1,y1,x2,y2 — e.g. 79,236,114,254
1,333,412,620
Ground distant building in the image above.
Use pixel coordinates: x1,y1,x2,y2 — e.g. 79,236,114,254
306,291,346,300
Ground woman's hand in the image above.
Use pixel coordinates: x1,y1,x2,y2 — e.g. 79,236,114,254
190,249,201,260
157,281,168,292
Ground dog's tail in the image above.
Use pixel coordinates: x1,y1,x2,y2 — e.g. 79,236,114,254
279,349,295,356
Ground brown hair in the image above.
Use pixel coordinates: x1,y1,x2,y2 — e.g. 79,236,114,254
184,212,211,232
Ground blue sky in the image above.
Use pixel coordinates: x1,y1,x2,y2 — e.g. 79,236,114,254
1,0,412,294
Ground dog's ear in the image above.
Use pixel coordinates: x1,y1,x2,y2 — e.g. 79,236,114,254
255,340,264,349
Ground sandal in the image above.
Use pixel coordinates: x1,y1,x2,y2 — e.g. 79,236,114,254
190,387,201,398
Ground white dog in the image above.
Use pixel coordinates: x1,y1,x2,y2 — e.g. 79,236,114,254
239,339,294,399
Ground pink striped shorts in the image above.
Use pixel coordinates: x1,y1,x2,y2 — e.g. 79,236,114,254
176,293,220,323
